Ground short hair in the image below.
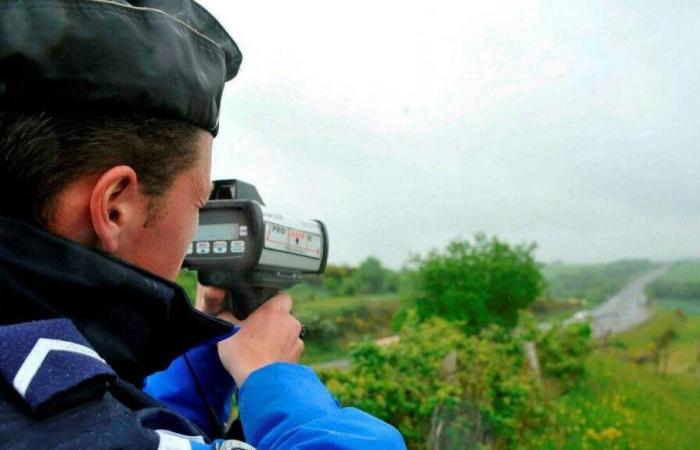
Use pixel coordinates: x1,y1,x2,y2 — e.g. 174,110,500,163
0,110,200,226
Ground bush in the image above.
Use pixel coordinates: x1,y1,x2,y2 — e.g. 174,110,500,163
320,317,470,448
405,234,544,334
535,322,592,390
320,313,594,449
297,297,399,342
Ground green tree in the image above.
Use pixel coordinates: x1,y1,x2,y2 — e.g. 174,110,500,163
322,264,354,295
410,234,543,334
350,256,389,295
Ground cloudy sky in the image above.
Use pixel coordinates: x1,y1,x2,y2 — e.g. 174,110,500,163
198,0,700,269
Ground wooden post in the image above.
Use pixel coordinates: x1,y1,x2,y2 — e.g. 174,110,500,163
523,341,542,386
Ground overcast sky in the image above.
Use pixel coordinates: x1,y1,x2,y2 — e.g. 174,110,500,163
198,0,700,269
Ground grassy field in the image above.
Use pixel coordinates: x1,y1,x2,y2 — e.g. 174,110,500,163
522,311,700,449
656,260,700,283
648,260,700,314
658,299,700,315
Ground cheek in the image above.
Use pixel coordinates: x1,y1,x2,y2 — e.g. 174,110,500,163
151,218,196,281
179,210,199,253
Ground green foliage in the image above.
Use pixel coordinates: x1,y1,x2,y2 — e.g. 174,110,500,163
655,260,700,283
319,315,591,449
333,256,403,296
543,259,656,306
351,256,386,294
321,264,356,296
657,298,700,315
296,296,397,342
320,318,462,447
647,280,700,300
407,234,544,334
294,294,401,363
647,260,700,301
535,322,592,389
529,297,584,321
520,314,700,449
616,310,700,355
289,257,404,300
177,269,198,302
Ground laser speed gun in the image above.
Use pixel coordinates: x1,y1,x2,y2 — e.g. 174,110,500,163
183,180,329,319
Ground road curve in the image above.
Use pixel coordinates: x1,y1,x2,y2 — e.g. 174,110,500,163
589,266,669,337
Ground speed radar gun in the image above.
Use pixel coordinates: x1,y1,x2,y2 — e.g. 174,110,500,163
183,179,329,319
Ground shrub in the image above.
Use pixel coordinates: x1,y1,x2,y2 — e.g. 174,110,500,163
535,322,592,390
320,312,592,449
320,316,465,447
405,234,544,334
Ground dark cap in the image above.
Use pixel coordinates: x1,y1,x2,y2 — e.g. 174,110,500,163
0,0,242,135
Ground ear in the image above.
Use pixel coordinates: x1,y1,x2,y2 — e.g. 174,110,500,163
89,166,144,253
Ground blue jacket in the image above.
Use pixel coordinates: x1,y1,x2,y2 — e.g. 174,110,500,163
0,216,405,449
145,335,405,449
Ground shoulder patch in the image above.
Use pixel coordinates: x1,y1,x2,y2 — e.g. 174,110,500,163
0,318,115,414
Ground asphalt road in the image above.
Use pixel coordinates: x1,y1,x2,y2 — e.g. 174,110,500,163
588,266,669,337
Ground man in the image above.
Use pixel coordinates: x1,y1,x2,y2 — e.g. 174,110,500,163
0,1,406,449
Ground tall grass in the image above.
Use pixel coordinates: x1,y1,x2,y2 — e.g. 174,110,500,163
521,312,700,449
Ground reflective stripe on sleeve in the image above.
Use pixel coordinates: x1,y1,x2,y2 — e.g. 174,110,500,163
155,430,256,450
155,429,205,450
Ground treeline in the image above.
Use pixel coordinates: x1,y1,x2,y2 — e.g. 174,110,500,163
291,256,405,300
647,280,700,300
647,261,700,300
543,259,657,305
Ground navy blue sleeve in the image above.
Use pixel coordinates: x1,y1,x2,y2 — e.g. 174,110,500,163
238,363,406,450
143,338,235,438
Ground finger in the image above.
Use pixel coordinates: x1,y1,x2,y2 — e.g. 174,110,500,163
292,316,303,337
195,284,227,315
294,338,305,361
195,284,207,310
196,287,216,314
203,286,227,310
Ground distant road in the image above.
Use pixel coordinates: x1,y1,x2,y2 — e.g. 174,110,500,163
316,266,670,369
587,266,669,337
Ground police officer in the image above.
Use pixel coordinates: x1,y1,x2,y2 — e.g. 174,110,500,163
0,1,406,449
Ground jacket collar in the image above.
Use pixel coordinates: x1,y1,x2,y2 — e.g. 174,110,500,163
0,216,231,385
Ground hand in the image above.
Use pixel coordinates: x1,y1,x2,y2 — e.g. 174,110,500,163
216,292,304,386
195,284,238,324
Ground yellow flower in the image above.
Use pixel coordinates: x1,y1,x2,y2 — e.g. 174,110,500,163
600,427,623,440
585,429,600,441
